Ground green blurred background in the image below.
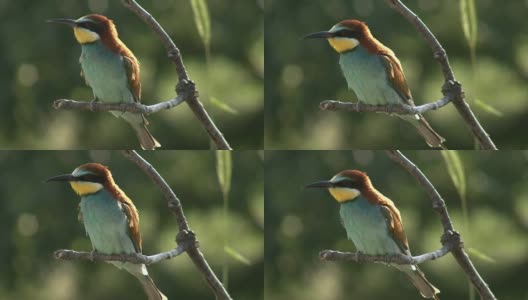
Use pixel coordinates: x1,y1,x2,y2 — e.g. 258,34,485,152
0,0,263,149
265,150,528,300
265,0,528,149
0,150,263,300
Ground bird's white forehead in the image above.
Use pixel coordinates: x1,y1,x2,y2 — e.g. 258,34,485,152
75,16,92,23
329,25,345,33
330,175,347,182
72,168,81,176
72,168,93,176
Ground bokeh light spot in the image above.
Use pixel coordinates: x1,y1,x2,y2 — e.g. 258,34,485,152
17,213,39,237
17,63,39,87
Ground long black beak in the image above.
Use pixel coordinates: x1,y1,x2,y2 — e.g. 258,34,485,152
305,180,333,189
303,31,334,39
45,174,75,183
47,18,77,27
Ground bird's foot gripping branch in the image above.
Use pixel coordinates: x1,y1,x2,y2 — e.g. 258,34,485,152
52,96,186,115
319,96,451,115
319,230,461,265
54,230,199,266
53,244,190,265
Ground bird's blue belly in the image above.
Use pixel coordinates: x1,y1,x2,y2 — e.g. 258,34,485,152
80,190,136,255
339,196,403,255
80,42,134,105
339,47,402,105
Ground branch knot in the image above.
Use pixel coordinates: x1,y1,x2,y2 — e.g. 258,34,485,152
177,229,199,249
433,48,447,60
442,80,463,98
176,79,199,101
441,230,463,249
168,48,180,60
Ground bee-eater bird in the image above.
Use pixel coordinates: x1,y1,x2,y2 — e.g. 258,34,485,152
306,170,440,299
46,163,167,300
304,20,446,149
48,14,161,150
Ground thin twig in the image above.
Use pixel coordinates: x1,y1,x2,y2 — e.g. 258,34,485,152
121,150,232,300
320,243,451,265
54,244,189,265
121,0,232,150
385,150,497,300
320,96,450,115
52,96,185,115
384,0,497,150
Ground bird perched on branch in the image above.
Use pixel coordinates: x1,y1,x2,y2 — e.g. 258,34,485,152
46,163,166,300
48,14,160,150
306,170,440,299
305,20,446,149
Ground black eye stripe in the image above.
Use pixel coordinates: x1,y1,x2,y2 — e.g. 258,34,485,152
334,180,361,189
76,174,105,183
78,21,103,34
334,29,361,39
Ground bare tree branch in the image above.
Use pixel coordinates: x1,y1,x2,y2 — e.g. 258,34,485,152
383,0,497,150
121,0,232,150
320,95,450,115
52,96,185,115
121,150,232,300
385,150,497,300
320,243,451,265
54,244,189,265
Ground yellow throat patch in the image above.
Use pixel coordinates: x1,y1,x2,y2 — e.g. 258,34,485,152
327,37,359,53
69,181,103,196
328,187,360,203
73,27,100,44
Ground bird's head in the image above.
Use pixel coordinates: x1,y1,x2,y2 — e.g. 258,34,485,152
46,163,113,196
304,20,371,53
48,14,117,45
305,170,371,203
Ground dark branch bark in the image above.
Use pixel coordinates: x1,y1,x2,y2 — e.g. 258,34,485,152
384,0,497,150
385,150,497,300
54,244,189,265
53,96,185,115
320,96,450,115
121,0,232,150
121,150,232,300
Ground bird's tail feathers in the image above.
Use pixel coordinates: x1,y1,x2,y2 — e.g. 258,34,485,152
119,112,161,150
133,273,168,300
401,265,440,299
133,123,161,150
127,114,161,150
411,115,446,149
